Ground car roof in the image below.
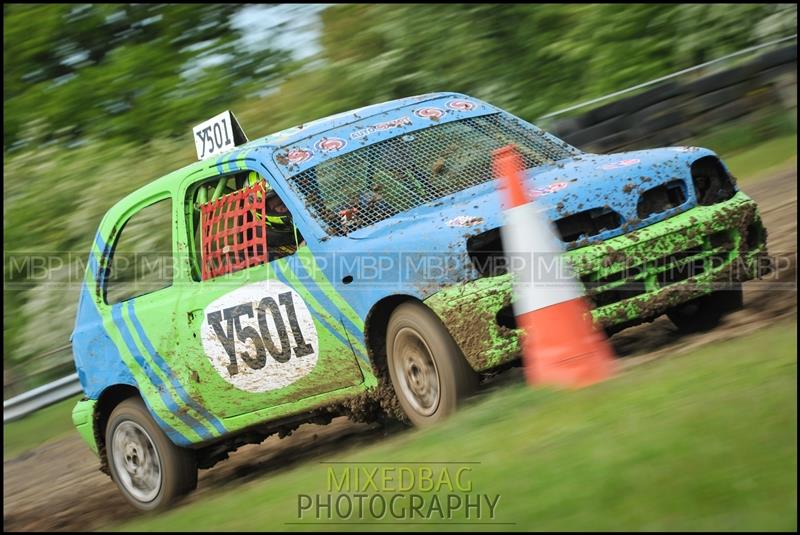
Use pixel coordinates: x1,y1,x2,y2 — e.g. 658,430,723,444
107,92,478,214
244,92,460,150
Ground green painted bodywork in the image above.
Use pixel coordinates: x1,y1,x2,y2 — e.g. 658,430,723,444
425,191,767,371
72,399,98,454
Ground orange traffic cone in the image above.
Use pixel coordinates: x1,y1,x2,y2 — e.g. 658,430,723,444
493,145,616,388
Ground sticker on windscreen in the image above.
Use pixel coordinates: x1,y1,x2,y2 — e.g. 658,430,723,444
447,100,476,111
350,116,412,140
414,107,445,120
286,148,312,164
200,280,319,392
314,137,347,152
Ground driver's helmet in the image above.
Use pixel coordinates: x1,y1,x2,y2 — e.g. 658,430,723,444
247,171,294,246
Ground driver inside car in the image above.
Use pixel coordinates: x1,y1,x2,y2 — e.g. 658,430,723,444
246,171,303,261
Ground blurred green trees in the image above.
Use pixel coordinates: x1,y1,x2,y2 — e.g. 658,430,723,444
270,3,796,123
5,4,795,151
3,4,290,149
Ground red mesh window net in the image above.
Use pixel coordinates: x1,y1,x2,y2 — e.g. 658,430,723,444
200,181,268,280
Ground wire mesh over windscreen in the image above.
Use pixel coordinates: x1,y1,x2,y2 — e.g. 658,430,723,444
287,113,579,235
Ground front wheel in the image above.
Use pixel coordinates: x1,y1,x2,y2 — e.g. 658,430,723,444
386,301,477,427
667,284,743,333
105,397,197,511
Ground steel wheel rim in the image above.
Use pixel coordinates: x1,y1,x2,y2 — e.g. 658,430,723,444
393,326,441,416
111,421,162,503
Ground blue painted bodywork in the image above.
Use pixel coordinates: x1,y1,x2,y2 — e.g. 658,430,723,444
73,284,138,398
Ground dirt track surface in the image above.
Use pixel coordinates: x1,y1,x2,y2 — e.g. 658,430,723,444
3,168,796,532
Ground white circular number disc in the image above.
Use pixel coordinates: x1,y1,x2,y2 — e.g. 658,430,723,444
200,280,319,392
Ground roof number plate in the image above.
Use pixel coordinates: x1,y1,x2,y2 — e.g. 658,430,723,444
192,110,248,160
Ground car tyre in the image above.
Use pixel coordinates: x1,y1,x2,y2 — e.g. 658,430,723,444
106,397,197,511
386,301,477,427
667,283,744,333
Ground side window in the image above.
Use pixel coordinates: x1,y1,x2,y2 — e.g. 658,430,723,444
104,198,173,304
187,174,239,280
186,171,304,281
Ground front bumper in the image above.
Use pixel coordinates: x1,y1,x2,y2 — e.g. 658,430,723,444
425,191,768,371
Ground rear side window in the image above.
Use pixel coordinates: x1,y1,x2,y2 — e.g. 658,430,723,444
104,199,173,304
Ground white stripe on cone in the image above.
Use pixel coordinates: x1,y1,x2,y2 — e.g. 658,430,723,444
500,202,583,316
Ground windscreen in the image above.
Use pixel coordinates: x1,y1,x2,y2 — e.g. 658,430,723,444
287,113,579,235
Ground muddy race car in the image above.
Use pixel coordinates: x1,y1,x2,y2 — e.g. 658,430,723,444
71,92,768,510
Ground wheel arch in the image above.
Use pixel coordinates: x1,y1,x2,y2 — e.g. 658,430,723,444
363,294,421,378
93,383,141,474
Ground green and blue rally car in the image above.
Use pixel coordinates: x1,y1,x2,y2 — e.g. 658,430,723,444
71,92,769,510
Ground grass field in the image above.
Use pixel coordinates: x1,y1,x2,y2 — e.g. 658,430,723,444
686,105,796,185
111,320,797,532
721,134,796,185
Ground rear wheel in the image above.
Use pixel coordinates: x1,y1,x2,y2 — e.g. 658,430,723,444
667,284,743,333
386,301,477,427
106,397,197,511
